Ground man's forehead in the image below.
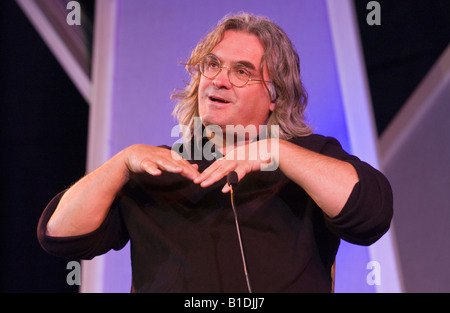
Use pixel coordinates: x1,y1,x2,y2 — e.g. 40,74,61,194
210,30,264,66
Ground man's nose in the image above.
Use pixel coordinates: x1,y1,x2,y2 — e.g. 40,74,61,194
212,68,232,89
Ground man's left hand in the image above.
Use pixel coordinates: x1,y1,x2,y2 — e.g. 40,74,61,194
193,140,276,193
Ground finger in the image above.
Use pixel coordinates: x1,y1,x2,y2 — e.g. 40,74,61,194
154,153,201,180
169,149,199,172
221,163,255,193
221,167,245,193
155,158,183,173
178,163,201,180
176,158,201,179
222,183,231,193
193,160,221,184
163,155,200,180
141,159,162,176
200,162,236,188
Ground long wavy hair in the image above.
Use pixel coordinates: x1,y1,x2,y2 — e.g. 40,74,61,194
172,13,312,140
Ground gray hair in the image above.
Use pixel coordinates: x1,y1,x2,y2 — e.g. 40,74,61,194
172,12,312,140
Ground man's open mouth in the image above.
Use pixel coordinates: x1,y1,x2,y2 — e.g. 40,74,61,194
209,96,230,104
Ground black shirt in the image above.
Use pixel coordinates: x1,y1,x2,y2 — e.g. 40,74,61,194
37,134,393,292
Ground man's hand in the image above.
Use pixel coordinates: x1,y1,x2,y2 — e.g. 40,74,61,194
193,138,359,218
193,140,276,193
124,144,200,181
47,144,200,237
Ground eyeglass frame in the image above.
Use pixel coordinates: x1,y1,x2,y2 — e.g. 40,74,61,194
198,53,273,88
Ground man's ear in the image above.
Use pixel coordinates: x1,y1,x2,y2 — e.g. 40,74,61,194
267,82,277,108
269,101,275,112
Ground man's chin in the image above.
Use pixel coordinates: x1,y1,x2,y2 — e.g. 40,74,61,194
202,121,227,134
200,116,228,130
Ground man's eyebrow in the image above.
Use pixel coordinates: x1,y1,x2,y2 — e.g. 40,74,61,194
211,53,257,71
235,60,257,71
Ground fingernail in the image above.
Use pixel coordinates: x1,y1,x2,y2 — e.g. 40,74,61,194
221,184,230,193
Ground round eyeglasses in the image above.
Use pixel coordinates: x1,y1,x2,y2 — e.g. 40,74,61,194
198,54,271,88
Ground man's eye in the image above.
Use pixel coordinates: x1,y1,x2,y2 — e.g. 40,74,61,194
233,66,249,76
209,62,219,68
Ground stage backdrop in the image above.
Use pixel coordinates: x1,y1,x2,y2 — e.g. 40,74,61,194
84,0,401,292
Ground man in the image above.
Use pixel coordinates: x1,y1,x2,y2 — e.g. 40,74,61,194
38,13,393,292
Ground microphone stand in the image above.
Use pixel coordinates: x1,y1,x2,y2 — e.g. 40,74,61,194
228,171,252,293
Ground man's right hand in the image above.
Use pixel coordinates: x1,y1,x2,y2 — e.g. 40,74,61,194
46,144,199,237
123,144,200,180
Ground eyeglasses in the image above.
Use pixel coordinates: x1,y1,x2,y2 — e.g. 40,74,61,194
198,54,271,88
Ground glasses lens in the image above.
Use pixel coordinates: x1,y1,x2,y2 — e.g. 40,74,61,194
229,65,250,87
200,55,220,78
199,55,251,87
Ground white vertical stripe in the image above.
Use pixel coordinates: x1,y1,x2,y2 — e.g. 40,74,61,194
15,0,91,103
380,44,450,166
326,0,404,293
80,0,118,293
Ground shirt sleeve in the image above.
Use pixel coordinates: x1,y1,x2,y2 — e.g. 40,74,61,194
37,190,129,260
293,135,394,246
324,159,393,246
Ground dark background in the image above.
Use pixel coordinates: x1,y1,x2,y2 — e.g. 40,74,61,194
0,0,449,292
0,0,94,292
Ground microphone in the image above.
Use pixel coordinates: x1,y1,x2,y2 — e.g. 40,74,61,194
227,171,252,293
227,171,238,188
